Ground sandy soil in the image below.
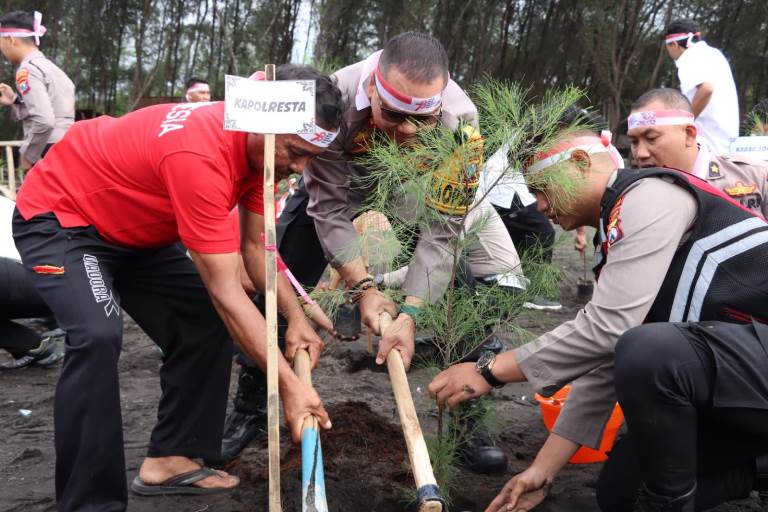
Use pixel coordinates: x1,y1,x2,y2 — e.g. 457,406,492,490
1,235,764,512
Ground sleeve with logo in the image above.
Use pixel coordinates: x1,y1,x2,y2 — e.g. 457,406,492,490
13,62,55,163
160,151,241,254
513,178,697,448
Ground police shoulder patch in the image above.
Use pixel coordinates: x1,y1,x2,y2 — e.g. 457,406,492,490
606,195,625,248
15,69,30,95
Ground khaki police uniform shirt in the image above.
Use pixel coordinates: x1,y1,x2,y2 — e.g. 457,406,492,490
705,153,768,219
514,172,698,449
10,50,75,163
303,55,479,301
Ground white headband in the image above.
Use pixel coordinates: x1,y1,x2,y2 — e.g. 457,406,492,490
525,135,621,175
297,127,338,148
186,83,209,94
374,67,442,114
0,11,46,45
249,70,338,148
665,32,700,45
627,109,695,130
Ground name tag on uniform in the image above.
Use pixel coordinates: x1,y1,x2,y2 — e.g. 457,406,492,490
223,74,316,134
729,137,768,161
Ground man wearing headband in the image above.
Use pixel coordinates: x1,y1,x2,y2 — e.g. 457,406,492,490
429,104,768,511
221,31,515,473
0,10,74,171
664,18,738,155
185,77,211,103
12,64,343,510
629,88,768,218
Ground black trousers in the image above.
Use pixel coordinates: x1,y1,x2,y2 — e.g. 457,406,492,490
12,212,233,512
0,256,51,356
597,321,768,510
493,202,555,265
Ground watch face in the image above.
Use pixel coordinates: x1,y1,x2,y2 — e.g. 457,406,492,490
476,350,493,370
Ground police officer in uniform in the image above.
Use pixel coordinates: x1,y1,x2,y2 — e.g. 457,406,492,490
0,10,74,171
221,32,515,473
628,88,768,219
429,105,768,511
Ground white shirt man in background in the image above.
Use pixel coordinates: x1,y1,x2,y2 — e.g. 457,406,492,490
664,18,739,155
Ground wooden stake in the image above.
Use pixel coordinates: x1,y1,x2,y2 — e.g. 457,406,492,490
379,312,444,511
263,63,282,512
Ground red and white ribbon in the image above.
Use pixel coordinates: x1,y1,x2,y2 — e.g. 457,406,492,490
0,11,46,45
525,136,615,175
248,69,338,148
627,109,694,130
374,67,442,114
665,32,700,45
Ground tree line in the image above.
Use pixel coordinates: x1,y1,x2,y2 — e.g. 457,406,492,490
1,0,766,139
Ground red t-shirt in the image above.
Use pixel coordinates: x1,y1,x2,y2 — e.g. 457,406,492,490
16,101,267,253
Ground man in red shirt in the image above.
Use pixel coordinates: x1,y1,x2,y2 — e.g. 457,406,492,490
12,64,343,511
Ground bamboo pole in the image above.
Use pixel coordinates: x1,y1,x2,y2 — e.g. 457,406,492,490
262,63,282,512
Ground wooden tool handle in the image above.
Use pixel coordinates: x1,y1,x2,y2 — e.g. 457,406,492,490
379,312,439,492
294,348,318,432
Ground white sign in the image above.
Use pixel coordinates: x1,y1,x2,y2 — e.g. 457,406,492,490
223,74,316,134
729,136,768,161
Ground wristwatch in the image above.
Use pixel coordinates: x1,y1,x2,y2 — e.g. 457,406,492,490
475,350,505,388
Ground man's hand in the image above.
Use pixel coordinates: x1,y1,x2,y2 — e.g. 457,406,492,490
0,83,16,106
284,317,324,368
573,226,587,252
376,312,416,370
485,466,553,512
358,288,398,335
19,155,33,172
428,362,492,409
302,301,335,337
281,378,331,443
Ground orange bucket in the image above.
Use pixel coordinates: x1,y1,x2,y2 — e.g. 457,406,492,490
534,385,624,464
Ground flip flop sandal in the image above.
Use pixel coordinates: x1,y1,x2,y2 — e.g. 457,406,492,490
130,467,239,496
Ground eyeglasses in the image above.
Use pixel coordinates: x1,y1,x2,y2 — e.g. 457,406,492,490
375,90,442,127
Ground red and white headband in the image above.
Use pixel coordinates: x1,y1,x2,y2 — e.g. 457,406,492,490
0,11,46,45
627,109,694,130
248,70,338,148
665,32,700,44
374,67,442,114
525,135,617,175
186,83,209,95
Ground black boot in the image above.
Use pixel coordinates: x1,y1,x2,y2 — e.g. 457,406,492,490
635,484,695,512
219,365,268,462
452,399,508,475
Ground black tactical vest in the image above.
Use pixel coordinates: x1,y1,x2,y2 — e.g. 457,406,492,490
594,168,768,324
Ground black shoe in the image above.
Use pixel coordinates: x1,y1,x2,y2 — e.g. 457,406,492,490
0,336,63,371
453,400,508,475
218,366,267,462
635,484,695,512
220,410,267,462
459,429,508,475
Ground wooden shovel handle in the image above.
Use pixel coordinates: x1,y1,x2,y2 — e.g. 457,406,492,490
294,348,318,431
379,312,439,492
